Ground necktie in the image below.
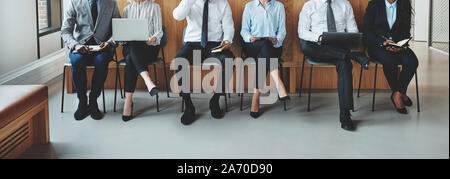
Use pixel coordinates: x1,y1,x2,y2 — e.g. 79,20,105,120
91,0,98,26
201,0,209,48
327,0,337,32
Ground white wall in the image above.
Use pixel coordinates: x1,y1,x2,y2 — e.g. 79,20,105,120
40,32,62,57
0,0,39,76
414,0,430,41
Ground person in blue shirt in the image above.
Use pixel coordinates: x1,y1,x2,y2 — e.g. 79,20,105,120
241,0,290,119
364,0,418,114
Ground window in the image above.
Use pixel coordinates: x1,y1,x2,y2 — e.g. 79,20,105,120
36,0,63,58
38,0,50,30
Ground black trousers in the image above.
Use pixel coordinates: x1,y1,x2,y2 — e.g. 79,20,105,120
243,39,283,89
123,42,160,93
175,42,235,94
369,47,419,94
300,39,354,110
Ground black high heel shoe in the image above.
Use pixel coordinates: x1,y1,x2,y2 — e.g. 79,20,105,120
149,87,159,97
122,103,134,122
402,96,413,107
250,111,260,119
279,95,291,102
391,93,408,114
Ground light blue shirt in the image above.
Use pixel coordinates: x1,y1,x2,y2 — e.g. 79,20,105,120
90,0,101,14
241,0,287,48
385,0,397,30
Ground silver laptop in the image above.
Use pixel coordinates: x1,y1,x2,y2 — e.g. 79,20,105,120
112,19,149,41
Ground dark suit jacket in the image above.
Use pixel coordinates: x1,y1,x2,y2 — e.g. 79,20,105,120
61,0,121,50
363,0,412,49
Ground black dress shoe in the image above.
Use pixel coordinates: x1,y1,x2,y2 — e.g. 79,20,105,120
350,52,370,70
149,87,159,97
209,96,224,119
391,93,408,114
181,107,196,126
89,100,104,120
122,103,134,122
403,96,413,107
74,101,89,121
340,111,356,131
250,111,260,119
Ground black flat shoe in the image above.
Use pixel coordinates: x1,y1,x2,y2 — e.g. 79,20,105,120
250,111,260,119
149,87,159,97
181,107,196,126
391,93,408,114
122,103,134,122
89,100,104,120
209,96,224,119
74,101,89,121
403,96,413,107
340,111,356,131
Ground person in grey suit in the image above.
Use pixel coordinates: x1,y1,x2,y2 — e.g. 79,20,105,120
61,0,120,121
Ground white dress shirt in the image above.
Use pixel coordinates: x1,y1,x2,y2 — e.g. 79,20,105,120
123,0,163,46
173,0,235,43
298,0,359,42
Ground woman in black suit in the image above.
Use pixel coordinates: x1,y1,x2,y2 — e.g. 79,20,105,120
364,0,418,114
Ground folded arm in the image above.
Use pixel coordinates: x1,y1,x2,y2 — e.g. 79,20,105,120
173,0,196,21
298,4,321,42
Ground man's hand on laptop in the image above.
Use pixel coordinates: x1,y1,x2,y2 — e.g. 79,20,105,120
74,45,90,54
146,37,157,46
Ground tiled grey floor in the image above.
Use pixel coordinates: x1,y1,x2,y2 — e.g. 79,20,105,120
20,42,449,159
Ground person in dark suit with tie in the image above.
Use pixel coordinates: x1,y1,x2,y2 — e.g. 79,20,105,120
173,0,235,125
61,0,120,121
364,0,418,114
298,0,371,131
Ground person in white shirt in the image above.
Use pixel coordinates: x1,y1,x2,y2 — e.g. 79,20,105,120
298,0,370,131
173,0,235,125
121,0,163,122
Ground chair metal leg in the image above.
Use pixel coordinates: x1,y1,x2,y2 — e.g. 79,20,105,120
162,49,170,98
415,72,420,112
114,63,119,112
61,66,66,113
118,67,123,99
299,56,306,97
181,98,184,112
102,88,106,113
372,64,378,112
279,63,287,111
240,93,243,111
357,65,363,98
153,64,160,112
307,65,313,112
224,94,228,112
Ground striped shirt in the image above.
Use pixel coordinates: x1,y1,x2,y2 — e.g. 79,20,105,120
123,0,163,46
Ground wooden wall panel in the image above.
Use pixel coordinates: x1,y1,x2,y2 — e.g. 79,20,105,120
115,0,370,64
66,0,391,93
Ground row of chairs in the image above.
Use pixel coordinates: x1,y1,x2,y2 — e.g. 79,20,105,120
61,27,420,114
